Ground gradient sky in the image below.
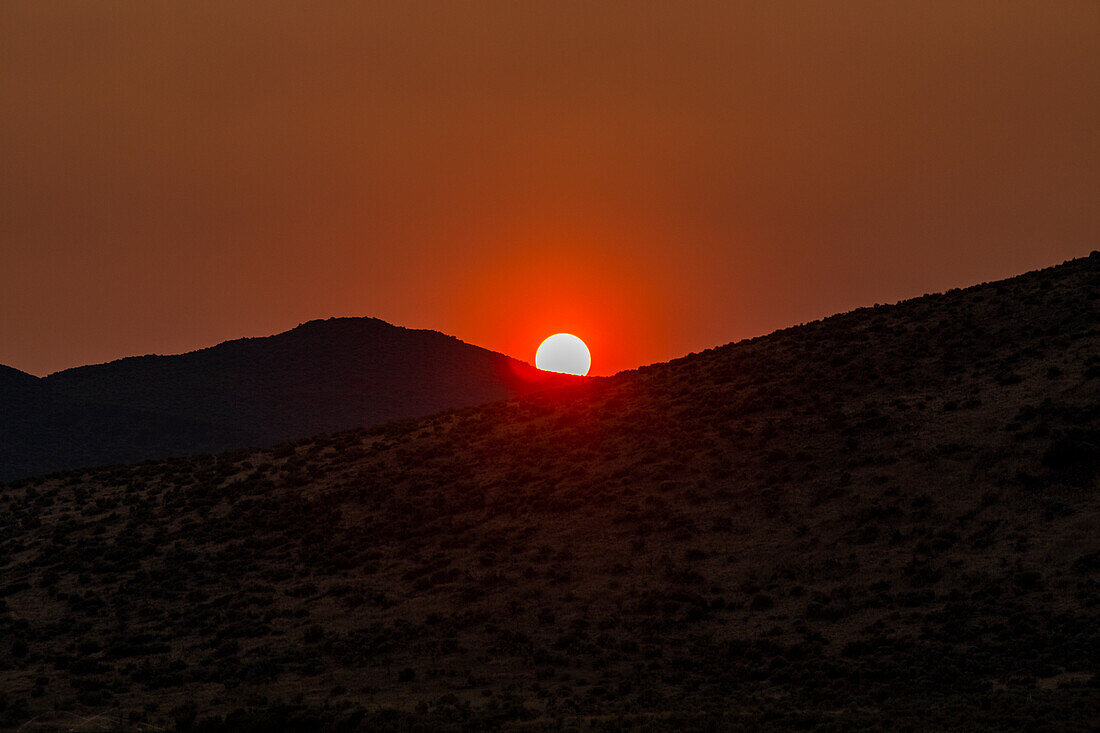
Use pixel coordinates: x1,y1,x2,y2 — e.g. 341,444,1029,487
3,2,1098,376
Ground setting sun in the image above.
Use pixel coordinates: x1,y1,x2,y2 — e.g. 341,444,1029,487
535,333,591,376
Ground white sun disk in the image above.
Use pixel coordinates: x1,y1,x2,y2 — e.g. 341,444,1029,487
535,333,591,376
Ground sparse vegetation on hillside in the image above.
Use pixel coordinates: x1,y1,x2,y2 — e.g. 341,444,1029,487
1,254,1098,730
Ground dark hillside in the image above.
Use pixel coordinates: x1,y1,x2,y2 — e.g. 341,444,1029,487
0,365,39,396
0,318,570,480
1,254,1098,730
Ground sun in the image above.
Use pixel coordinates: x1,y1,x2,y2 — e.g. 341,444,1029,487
535,333,591,376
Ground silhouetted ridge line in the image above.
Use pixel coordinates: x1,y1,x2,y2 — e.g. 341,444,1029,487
0,316,574,480
1,253,1097,728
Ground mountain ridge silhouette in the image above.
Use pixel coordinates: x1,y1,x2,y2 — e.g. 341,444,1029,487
0,316,574,480
0,253,1098,728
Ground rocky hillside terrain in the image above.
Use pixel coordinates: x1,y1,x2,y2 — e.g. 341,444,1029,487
1,254,1098,730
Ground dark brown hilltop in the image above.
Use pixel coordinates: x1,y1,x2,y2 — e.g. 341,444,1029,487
1,254,1098,730
0,318,572,481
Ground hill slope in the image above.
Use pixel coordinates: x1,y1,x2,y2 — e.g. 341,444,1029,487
0,318,570,480
1,255,1098,730
0,365,40,397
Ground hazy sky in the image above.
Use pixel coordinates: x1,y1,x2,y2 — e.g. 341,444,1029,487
3,2,1098,376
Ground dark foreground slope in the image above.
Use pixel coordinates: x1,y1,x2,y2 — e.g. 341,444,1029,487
2,255,1098,731
0,318,567,480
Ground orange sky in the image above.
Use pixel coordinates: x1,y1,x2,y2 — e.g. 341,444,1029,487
3,2,1098,376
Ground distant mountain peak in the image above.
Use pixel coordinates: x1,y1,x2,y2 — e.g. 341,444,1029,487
0,317,567,480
